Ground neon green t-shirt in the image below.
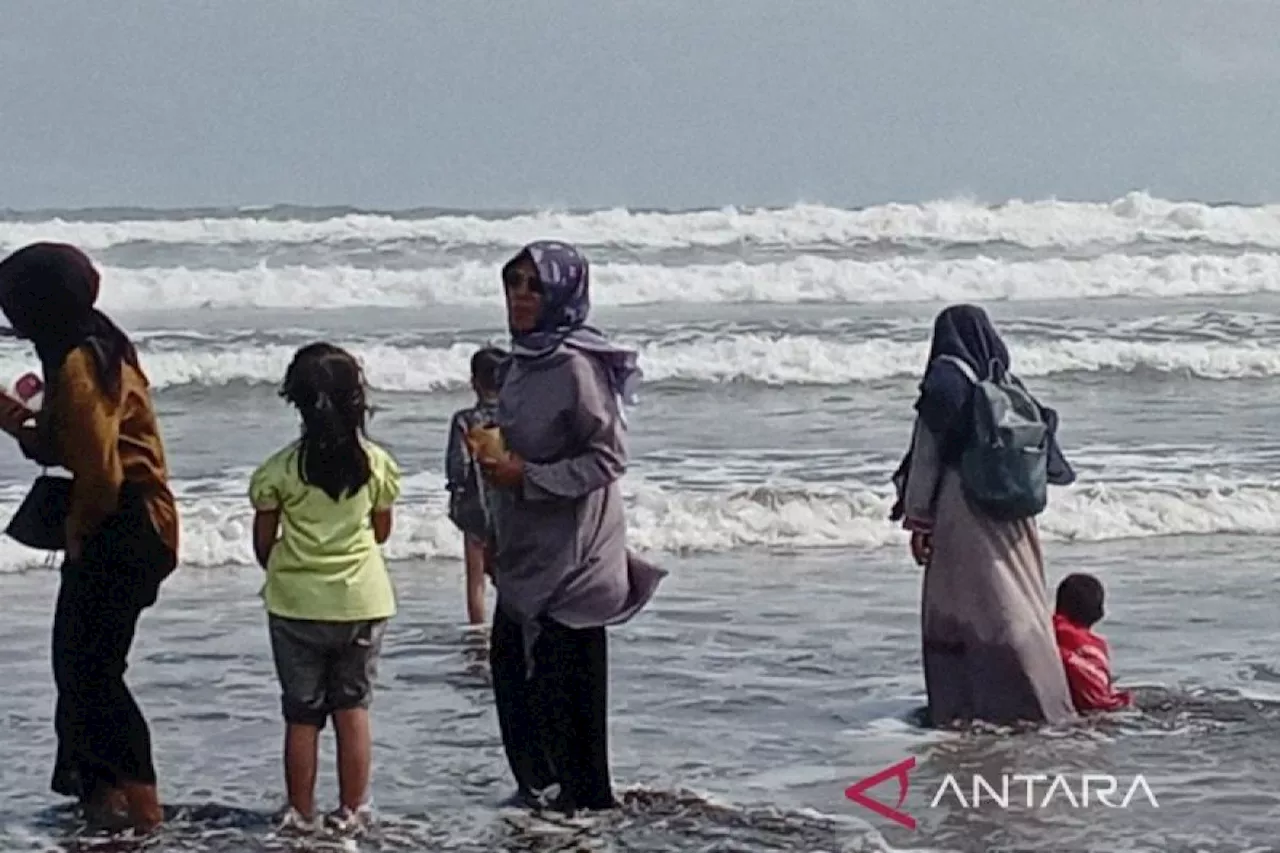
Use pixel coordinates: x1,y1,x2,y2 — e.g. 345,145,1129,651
249,440,401,622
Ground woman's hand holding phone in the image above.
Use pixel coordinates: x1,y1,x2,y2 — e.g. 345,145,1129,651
0,391,33,438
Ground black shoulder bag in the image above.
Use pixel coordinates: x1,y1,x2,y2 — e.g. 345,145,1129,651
6,469,73,551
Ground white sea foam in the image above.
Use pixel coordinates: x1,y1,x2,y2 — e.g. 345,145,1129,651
74,251,1280,312
1,475,1277,573
2,333,1276,393
7,192,1280,252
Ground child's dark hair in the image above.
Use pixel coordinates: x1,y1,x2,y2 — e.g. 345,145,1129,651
280,342,371,502
470,346,507,393
1056,573,1105,627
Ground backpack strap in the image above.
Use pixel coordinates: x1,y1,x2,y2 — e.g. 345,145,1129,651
934,354,979,384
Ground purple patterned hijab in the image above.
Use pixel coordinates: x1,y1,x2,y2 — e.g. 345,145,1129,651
503,240,642,406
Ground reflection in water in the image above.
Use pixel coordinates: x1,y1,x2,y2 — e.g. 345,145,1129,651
24,689,1280,853
33,790,880,853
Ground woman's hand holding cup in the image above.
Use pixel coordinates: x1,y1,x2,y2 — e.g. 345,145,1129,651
469,425,524,487
466,425,505,460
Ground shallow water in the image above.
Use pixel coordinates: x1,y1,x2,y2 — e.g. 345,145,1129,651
4,536,1280,852
6,200,1280,851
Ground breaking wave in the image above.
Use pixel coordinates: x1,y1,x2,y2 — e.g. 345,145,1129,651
2,333,1277,393
8,192,1280,253
1,475,1276,573
56,251,1280,312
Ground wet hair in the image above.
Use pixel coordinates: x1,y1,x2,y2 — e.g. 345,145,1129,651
470,346,507,393
1056,573,1106,627
280,343,371,502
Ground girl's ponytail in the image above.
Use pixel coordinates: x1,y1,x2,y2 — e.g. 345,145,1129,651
281,344,372,501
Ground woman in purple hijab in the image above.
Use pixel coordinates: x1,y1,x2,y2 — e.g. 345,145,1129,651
475,240,665,813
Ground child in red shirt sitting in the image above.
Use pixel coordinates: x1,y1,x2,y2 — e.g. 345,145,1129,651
1053,573,1133,713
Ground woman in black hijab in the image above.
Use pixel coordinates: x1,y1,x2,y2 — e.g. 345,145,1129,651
0,243,179,833
891,304,1077,727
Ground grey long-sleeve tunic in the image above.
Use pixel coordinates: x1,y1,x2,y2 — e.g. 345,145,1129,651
490,345,664,675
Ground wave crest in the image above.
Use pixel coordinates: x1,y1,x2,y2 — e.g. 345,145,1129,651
2,334,1276,393
9,192,1280,253
1,478,1275,572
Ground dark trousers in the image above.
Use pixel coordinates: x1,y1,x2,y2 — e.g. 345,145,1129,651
50,494,172,800
490,605,613,810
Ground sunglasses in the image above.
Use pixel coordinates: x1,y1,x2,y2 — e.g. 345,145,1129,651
502,268,543,294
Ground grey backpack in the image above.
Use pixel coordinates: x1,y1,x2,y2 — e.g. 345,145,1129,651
937,355,1050,521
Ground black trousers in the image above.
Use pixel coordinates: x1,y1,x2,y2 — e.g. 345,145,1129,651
50,493,173,800
490,604,613,811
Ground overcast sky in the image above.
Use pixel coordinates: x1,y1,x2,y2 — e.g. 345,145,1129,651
2,0,1279,211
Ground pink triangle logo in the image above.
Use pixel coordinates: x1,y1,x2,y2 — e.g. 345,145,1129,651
844,756,917,830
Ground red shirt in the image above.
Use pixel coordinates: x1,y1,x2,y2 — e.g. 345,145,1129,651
1053,613,1133,713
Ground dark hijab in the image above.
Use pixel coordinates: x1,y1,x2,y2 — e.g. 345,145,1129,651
889,304,1074,521
502,240,641,405
915,304,1012,439
0,243,139,397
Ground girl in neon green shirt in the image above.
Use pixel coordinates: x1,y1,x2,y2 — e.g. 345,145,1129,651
248,342,401,834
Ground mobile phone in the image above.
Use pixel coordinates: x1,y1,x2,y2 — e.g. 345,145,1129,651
14,373,42,403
